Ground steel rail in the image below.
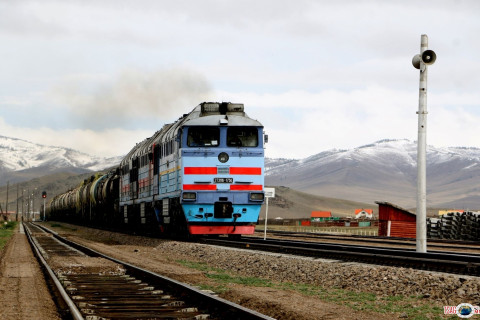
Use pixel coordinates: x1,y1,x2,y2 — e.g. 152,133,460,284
23,222,84,320
201,237,480,276
32,223,275,320
255,229,480,252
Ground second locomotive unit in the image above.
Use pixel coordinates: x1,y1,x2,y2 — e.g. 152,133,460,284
49,102,266,236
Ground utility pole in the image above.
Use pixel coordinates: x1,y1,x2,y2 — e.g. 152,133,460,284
22,189,24,221
34,188,37,220
6,181,9,220
42,191,47,221
412,34,436,253
27,188,30,221
16,184,19,222
32,189,35,221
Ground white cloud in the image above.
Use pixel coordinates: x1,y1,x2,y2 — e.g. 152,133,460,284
429,105,480,149
0,117,152,157
218,86,480,159
1,0,480,161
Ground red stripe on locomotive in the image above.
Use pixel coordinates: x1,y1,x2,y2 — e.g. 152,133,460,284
229,167,262,175
184,167,218,174
183,184,217,190
229,184,263,191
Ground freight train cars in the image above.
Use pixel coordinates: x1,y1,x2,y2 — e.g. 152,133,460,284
48,102,266,236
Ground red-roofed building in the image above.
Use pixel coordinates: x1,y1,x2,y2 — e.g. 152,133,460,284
355,209,374,219
311,211,332,222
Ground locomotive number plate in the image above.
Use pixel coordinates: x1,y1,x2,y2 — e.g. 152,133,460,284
214,178,233,183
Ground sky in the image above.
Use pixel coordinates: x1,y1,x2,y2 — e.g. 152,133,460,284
1,0,479,159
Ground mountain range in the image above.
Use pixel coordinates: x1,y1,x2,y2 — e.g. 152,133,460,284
265,139,480,210
1,135,479,210
0,135,122,184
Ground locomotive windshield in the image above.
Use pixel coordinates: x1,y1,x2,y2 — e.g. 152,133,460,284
227,127,258,147
187,127,219,147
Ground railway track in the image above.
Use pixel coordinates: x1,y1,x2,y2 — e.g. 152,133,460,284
251,230,480,253
200,236,480,276
24,222,274,320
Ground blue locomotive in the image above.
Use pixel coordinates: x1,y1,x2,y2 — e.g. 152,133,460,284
49,102,266,236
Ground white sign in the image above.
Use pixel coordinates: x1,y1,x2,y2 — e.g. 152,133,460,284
264,187,275,198
263,187,275,241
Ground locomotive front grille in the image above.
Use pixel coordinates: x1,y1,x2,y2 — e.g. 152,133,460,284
214,202,233,218
217,166,230,174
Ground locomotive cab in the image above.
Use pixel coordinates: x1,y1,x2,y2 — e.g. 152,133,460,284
180,102,265,235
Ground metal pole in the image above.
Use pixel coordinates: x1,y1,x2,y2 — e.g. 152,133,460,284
416,34,429,253
263,197,269,240
22,189,24,221
6,181,9,220
32,188,37,221
32,190,35,221
43,198,46,221
16,184,19,222
27,188,30,221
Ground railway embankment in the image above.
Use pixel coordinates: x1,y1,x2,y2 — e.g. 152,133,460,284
44,222,480,319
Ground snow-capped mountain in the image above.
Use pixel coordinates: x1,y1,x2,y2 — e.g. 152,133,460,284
0,135,123,184
266,139,480,209
1,135,479,209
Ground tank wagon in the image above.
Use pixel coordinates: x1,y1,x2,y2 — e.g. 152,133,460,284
49,102,266,236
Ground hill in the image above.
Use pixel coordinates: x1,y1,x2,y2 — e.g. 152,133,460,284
259,186,375,220
265,139,480,210
0,171,99,215
0,135,122,185
2,136,479,217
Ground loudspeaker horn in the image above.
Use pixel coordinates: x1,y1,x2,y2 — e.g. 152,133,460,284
421,50,436,65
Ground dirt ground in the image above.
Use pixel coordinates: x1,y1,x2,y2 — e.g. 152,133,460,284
0,222,446,319
43,222,403,320
0,224,61,320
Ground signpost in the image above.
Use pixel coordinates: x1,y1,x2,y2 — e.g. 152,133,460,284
42,191,47,221
263,187,275,240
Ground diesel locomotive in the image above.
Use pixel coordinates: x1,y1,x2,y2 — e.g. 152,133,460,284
48,102,266,236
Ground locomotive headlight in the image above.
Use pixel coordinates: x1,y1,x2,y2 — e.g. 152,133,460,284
182,192,197,201
249,192,264,201
218,152,229,163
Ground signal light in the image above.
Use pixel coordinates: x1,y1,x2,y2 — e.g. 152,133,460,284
182,192,196,201
249,192,264,201
42,191,47,198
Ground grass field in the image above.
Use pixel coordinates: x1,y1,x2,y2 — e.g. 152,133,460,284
0,221,17,251
178,259,447,320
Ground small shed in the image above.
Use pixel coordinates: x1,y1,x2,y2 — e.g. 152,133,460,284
311,211,332,222
376,201,416,238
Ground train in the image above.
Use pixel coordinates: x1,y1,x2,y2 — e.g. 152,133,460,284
48,102,266,236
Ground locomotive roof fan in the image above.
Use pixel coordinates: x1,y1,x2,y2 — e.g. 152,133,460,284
200,102,245,116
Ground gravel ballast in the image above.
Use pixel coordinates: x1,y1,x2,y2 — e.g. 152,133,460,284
155,240,480,306
44,223,480,319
